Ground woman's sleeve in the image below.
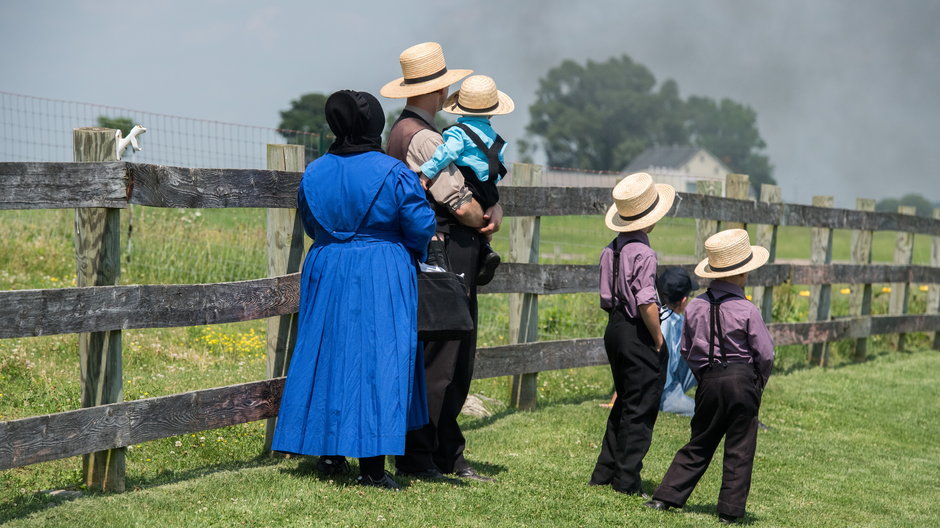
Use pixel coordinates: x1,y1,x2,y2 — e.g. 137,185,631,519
396,167,437,261
297,184,317,239
418,128,465,179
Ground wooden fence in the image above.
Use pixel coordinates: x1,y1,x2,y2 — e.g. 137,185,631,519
2,129,939,492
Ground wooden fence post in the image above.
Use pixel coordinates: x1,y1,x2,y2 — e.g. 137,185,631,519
508,163,541,410
850,198,876,361
722,173,750,231
930,208,940,351
808,196,834,366
695,180,722,261
73,127,125,492
263,144,306,453
751,184,781,322
890,206,916,351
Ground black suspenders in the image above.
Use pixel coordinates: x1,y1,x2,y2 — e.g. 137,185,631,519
448,123,508,179
609,237,643,314
705,289,737,366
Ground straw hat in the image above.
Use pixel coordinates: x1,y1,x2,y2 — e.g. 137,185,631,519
604,172,676,232
694,229,770,279
442,75,514,116
380,42,472,99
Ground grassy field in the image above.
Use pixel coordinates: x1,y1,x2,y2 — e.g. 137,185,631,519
1,206,939,526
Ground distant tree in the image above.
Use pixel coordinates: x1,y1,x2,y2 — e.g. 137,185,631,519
526,55,775,193
278,93,329,160
527,55,687,171
877,193,935,217
97,116,134,136
684,96,776,192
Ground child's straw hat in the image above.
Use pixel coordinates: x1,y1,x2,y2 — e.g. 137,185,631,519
442,75,514,116
605,172,675,232
695,229,770,278
380,42,472,99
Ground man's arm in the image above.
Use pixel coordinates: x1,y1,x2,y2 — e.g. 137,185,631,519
410,130,484,228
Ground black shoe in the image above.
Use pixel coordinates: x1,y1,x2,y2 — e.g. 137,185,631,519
718,514,739,524
316,456,349,476
356,471,401,490
644,500,671,511
395,467,460,484
613,486,650,499
476,247,501,286
454,466,495,482
426,240,449,269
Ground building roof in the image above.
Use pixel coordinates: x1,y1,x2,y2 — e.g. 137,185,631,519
625,145,712,172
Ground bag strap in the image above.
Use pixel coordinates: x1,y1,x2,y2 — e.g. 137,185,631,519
704,289,738,366
448,123,508,178
609,237,643,314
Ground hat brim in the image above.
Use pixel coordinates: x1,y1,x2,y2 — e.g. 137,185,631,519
694,246,770,279
604,184,676,232
380,69,473,99
441,89,515,116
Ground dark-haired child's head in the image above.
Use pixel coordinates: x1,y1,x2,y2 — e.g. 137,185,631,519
658,267,699,312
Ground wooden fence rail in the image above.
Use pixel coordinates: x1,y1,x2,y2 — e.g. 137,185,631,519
3,151,940,487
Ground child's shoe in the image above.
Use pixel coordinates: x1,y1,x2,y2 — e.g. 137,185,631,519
477,243,501,286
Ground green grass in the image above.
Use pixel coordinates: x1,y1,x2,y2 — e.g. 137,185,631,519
3,350,939,527
2,207,939,526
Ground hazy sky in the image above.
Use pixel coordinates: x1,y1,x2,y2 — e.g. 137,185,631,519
1,0,938,207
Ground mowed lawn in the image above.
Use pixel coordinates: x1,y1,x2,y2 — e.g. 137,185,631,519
2,349,939,527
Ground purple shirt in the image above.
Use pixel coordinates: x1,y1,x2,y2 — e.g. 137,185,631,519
681,279,775,387
599,231,658,318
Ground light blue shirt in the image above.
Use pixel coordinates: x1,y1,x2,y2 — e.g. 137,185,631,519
418,116,507,182
660,310,697,416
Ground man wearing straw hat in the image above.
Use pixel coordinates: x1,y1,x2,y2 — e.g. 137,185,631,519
381,42,502,483
645,229,775,524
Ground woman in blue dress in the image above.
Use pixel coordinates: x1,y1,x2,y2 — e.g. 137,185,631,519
272,90,436,489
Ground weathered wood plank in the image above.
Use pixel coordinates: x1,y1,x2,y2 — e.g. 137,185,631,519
0,378,284,470
508,163,541,410
931,209,940,351
891,206,916,351
695,181,723,261
127,163,301,209
808,196,834,366
5,265,938,340
499,187,940,236
474,338,608,379
264,144,306,453
74,127,125,493
751,184,781,322
722,173,750,230
0,275,301,339
851,198,876,360
0,162,128,210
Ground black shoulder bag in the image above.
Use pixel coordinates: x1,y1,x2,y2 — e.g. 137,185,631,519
417,258,474,342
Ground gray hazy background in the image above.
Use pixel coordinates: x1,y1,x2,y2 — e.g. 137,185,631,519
1,0,937,207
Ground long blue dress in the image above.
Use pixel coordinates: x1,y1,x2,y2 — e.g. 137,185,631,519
272,150,436,458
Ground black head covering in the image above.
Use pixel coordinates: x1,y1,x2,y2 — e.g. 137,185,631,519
325,90,385,155
657,266,700,305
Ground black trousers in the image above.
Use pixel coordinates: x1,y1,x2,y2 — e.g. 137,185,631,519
590,310,667,493
397,224,480,474
653,362,762,518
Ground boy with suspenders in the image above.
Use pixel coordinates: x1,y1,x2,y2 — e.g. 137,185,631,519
589,173,676,496
646,229,775,524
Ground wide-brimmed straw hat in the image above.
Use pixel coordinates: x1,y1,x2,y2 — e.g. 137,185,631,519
605,172,676,232
380,42,472,99
695,229,770,279
442,75,514,116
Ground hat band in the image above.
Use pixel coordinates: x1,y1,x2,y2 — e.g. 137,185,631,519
619,195,660,221
709,251,753,272
457,100,499,113
403,67,448,85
